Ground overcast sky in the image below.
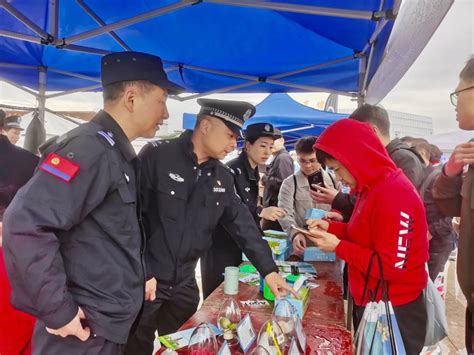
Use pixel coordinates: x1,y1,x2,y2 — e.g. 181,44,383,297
1,0,473,135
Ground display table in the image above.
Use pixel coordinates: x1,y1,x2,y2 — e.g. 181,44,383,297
158,260,352,353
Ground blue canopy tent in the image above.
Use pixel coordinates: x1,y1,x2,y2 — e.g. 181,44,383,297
0,0,453,151
183,93,347,149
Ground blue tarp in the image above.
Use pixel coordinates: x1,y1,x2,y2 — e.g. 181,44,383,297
183,93,347,148
0,0,396,96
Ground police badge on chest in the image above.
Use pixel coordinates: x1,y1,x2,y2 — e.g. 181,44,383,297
213,179,225,193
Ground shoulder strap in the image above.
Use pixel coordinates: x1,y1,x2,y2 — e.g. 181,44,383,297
293,174,297,200
327,170,336,188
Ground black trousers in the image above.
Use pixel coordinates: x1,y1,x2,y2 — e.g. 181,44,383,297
466,307,474,354
125,277,199,355
427,249,452,282
201,235,242,299
32,321,124,355
353,292,427,355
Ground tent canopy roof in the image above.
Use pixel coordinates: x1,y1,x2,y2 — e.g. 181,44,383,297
0,0,398,100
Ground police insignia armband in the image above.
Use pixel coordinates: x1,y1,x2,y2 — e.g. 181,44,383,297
39,153,80,182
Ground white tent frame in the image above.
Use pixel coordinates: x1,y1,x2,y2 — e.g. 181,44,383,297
0,0,400,123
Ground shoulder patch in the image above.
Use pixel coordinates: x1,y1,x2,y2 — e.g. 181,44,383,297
39,153,80,182
97,130,115,146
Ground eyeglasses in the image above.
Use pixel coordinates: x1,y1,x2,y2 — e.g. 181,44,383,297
450,86,474,106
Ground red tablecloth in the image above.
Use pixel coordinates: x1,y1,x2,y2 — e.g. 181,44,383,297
158,260,352,354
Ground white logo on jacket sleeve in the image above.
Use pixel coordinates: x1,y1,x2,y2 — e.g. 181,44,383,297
395,211,412,269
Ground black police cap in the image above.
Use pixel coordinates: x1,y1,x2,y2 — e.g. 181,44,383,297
4,115,23,130
101,51,185,95
197,98,256,136
244,123,280,141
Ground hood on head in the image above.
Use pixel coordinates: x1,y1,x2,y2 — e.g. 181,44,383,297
314,119,397,191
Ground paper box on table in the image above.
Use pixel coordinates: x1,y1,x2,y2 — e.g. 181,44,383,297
304,247,336,262
263,236,288,256
243,235,290,261
263,229,288,240
284,287,310,319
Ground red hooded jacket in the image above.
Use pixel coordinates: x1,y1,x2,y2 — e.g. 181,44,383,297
315,119,428,307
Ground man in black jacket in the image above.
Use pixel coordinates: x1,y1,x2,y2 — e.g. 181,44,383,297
262,135,294,230
126,99,295,355
3,51,183,354
0,109,38,355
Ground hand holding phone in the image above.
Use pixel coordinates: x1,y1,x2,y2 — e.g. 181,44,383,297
291,224,324,238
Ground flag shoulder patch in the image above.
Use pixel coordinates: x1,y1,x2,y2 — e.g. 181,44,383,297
39,153,80,182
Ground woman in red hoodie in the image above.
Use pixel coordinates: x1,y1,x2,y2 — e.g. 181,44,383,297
307,119,428,355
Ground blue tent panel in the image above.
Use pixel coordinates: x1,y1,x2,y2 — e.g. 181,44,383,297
183,93,346,149
0,0,398,94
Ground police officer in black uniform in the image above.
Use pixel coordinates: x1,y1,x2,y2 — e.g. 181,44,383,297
201,123,287,298
0,110,39,222
126,99,296,354
2,51,184,355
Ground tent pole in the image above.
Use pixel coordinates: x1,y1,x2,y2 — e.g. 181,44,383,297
0,77,39,97
0,63,39,70
266,79,356,97
45,84,102,99
48,68,101,82
0,30,42,43
205,0,374,20
1,2,50,39
38,67,47,126
61,1,196,46
76,0,132,51
49,0,59,38
270,56,354,79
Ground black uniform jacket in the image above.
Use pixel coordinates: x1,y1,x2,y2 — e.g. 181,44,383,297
262,148,294,207
2,111,145,344
228,151,262,225
0,135,39,220
140,131,277,284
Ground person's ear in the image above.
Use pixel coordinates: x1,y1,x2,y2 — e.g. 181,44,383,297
371,124,379,135
199,117,212,135
123,86,137,113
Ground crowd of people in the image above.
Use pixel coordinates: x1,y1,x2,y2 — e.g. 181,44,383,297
0,51,473,355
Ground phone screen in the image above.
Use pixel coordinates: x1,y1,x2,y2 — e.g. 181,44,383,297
308,171,325,190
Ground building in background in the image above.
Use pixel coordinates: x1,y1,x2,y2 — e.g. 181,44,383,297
339,108,433,138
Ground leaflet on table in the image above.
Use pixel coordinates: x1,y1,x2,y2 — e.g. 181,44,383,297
275,260,317,275
239,272,260,286
295,317,307,351
236,313,256,352
159,324,222,350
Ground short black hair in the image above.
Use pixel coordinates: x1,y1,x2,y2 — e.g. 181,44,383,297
295,136,317,155
460,56,474,83
400,136,414,143
429,144,442,163
245,135,260,145
315,149,335,166
411,139,431,159
102,80,156,102
349,104,390,137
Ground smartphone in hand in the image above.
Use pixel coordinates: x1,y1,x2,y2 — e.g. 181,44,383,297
291,224,315,237
307,171,325,190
